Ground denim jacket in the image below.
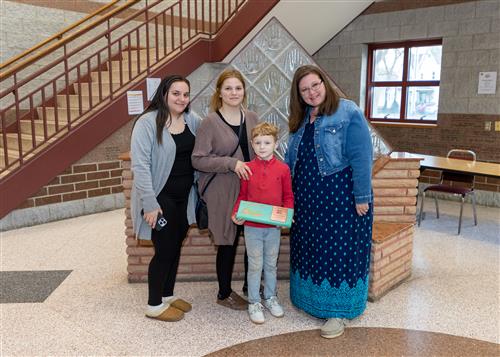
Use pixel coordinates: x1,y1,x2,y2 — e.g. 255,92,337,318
285,98,373,204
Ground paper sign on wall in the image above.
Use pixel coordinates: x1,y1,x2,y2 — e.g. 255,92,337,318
477,72,497,94
127,91,144,115
146,78,161,100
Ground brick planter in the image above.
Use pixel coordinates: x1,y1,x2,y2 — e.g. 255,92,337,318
122,153,421,294
369,222,414,301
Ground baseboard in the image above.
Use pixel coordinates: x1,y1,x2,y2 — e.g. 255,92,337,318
0,193,125,232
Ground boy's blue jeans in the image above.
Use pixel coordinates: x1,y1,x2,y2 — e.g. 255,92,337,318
243,226,281,304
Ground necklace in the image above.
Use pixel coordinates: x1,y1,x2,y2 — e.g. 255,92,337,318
219,108,242,126
168,115,185,134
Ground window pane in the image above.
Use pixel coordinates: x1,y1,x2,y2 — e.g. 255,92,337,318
371,87,402,119
408,45,442,81
373,48,404,81
406,86,439,120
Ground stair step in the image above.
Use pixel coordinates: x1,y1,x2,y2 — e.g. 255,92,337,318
19,120,58,137
90,71,137,84
108,60,148,73
0,146,34,171
56,94,101,109
0,146,20,157
0,133,44,151
0,147,19,168
121,48,164,61
36,107,78,122
90,67,143,83
0,146,19,156
73,82,116,97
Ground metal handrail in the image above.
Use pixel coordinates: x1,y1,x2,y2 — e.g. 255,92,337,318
0,0,124,71
0,0,247,174
0,0,140,79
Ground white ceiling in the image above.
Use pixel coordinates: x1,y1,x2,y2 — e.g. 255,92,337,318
225,0,373,60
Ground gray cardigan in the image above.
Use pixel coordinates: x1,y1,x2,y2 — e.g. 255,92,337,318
130,110,201,240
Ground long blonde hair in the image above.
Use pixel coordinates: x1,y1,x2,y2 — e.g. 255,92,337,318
288,65,340,133
210,69,248,112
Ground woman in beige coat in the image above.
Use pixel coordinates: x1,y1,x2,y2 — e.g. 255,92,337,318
192,69,259,310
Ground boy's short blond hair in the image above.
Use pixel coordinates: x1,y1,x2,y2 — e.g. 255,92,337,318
251,122,278,141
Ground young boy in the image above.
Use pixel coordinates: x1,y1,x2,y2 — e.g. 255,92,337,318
232,122,294,324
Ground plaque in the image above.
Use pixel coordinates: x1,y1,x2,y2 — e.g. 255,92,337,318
236,200,293,228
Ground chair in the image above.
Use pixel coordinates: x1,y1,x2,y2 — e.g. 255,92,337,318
418,149,477,235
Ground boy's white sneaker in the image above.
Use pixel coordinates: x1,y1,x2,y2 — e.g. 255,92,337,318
248,302,265,324
263,296,284,317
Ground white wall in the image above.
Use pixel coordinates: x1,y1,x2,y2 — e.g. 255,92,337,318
224,0,373,61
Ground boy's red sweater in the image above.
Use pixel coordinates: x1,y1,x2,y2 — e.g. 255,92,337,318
232,156,294,228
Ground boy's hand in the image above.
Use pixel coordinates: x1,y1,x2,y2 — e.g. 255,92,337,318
231,213,245,225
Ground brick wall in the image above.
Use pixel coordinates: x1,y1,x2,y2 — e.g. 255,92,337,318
16,160,123,210
123,155,420,284
374,114,500,164
420,168,500,193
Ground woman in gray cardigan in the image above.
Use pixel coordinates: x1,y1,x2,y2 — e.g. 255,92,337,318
192,69,259,310
131,75,200,322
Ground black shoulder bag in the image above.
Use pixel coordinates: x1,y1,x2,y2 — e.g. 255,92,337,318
195,110,244,230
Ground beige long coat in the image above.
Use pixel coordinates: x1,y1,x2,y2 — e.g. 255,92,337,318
191,110,258,245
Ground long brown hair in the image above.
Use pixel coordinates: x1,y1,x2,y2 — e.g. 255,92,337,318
210,69,247,112
288,65,340,133
133,75,190,144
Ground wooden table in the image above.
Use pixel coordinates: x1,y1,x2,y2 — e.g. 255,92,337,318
390,152,500,178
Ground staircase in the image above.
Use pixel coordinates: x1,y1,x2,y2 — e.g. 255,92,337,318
0,0,279,218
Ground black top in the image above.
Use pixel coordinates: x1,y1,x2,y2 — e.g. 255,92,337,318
219,115,250,162
170,126,195,177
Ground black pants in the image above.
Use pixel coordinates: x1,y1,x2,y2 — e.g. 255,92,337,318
148,175,192,306
216,225,248,299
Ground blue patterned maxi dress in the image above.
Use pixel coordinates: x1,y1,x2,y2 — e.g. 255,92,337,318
290,121,373,319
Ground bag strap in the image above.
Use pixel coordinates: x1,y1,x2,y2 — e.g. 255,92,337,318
200,110,244,197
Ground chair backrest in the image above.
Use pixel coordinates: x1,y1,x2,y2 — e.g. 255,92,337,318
447,149,476,161
442,149,476,187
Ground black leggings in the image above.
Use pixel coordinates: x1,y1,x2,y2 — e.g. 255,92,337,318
216,225,248,299
148,175,192,306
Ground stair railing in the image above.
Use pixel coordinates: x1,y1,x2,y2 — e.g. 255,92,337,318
0,0,126,73
0,0,246,176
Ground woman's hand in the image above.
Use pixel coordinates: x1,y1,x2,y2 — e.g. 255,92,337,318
234,160,252,180
231,213,245,225
355,203,369,216
144,208,163,228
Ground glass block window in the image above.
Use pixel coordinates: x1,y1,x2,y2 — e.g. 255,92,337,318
366,39,442,123
190,18,393,160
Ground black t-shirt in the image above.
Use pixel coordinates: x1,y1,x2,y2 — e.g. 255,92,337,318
217,110,250,162
170,126,195,177
225,121,250,162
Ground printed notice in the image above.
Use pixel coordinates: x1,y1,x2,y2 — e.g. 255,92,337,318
478,72,497,94
146,78,161,100
127,91,144,115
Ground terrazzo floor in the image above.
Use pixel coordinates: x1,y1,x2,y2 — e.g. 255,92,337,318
1,198,499,356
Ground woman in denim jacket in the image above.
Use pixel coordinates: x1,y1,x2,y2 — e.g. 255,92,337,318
285,65,373,339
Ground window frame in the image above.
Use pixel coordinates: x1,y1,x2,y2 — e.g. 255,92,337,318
365,39,442,124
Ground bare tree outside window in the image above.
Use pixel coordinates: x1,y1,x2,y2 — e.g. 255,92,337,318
366,40,442,123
